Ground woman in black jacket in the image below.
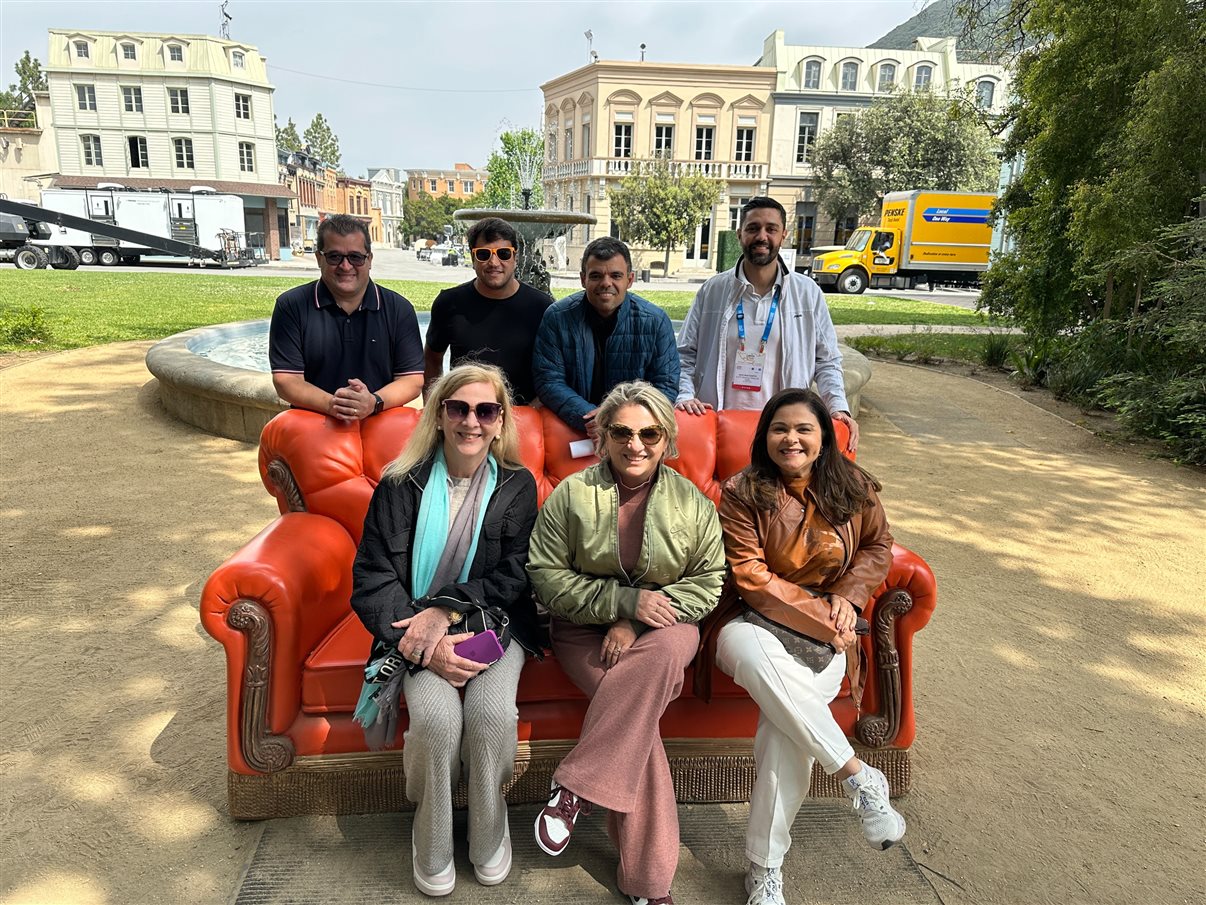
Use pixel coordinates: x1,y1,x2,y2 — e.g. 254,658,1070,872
351,362,538,898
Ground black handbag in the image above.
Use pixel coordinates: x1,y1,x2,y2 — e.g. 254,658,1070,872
742,592,869,673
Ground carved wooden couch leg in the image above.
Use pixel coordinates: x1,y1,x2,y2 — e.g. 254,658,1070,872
266,458,307,512
855,588,913,748
228,600,296,773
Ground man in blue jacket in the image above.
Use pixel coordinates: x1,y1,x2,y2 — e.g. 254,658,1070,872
533,237,679,437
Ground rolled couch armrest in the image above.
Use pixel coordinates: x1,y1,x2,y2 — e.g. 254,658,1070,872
855,544,937,750
201,512,357,774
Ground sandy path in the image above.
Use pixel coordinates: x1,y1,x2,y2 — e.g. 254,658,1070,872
0,344,1203,905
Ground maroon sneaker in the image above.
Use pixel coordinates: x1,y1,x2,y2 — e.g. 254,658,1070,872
534,782,592,856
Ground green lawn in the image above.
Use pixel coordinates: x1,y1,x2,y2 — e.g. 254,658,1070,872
0,269,989,352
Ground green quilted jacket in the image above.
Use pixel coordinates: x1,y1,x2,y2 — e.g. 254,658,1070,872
527,462,724,625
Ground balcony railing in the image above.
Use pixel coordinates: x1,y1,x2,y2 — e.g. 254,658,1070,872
547,157,765,182
0,108,37,129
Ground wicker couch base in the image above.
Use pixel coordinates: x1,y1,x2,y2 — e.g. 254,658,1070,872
227,739,912,820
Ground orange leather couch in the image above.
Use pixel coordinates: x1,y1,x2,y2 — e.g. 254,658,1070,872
201,406,936,819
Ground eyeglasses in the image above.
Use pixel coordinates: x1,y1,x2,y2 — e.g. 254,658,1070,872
441,399,503,425
606,424,665,445
320,251,370,268
471,247,516,263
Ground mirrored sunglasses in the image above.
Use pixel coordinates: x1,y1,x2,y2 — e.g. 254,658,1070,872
606,424,665,445
472,247,516,263
441,399,503,425
321,251,369,267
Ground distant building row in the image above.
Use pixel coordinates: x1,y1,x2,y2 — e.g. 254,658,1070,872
0,29,487,258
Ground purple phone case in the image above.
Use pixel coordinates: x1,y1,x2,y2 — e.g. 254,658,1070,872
453,630,504,665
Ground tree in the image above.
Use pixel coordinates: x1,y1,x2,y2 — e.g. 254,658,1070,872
401,191,474,244
275,117,302,153
975,0,1205,460
0,51,47,115
810,87,999,223
608,158,722,272
980,0,1205,334
303,113,341,168
477,128,545,210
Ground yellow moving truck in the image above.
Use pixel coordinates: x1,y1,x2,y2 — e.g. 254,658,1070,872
809,190,995,294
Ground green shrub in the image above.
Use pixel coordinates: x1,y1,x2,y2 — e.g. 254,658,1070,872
0,305,51,345
980,332,1013,369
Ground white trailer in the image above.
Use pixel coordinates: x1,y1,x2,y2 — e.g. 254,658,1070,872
37,187,249,266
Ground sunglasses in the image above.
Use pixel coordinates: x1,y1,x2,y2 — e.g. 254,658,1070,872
320,251,370,267
441,399,503,425
471,247,516,263
606,424,665,445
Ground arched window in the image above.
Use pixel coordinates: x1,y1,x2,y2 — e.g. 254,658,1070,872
803,59,822,90
914,64,933,89
877,63,896,92
976,80,995,109
841,62,859,91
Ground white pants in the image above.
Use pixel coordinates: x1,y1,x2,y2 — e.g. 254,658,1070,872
715,617,855,868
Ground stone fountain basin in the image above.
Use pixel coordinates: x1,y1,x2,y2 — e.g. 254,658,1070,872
146,317,871,444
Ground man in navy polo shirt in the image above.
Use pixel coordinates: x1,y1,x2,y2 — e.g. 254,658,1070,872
269,215,423,421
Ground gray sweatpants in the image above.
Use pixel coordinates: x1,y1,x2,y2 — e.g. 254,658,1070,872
403,641,525,874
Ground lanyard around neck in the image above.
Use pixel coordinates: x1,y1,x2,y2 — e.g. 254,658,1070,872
735,282,781,354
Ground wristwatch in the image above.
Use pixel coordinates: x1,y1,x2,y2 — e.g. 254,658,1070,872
372,392,385,415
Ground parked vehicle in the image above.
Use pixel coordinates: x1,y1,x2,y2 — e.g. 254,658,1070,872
37,186,248,266
809,190,996,294
0,210,80,269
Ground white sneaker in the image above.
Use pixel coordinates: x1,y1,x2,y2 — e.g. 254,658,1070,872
744,863,786,905
843,764,906,850
411,838,455,897
473,814,512,886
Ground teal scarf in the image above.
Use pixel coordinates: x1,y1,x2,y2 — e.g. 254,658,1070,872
411,447,498,597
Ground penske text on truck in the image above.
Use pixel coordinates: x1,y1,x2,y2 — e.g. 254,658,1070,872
809,190,995,294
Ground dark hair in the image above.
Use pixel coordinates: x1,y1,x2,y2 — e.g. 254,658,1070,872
580,236,632,273
739,197,787,228
317,214,372,254
733,388,880,523
467,216,518,249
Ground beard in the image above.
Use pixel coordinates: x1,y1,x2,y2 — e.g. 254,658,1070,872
744,242,779,265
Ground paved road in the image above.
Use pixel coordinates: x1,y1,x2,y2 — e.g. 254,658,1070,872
57,246,983,309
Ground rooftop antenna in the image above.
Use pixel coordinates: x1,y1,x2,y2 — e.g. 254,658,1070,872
219,1,232,39
584,29,593,63
640,43,646,62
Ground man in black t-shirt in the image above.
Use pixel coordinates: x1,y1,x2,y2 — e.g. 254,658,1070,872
423,217,551,405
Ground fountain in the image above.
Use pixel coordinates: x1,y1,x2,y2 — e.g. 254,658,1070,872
454,135,595,295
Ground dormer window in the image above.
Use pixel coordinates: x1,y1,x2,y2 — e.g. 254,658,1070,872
840,62,859,91
168,44,183,63
121,42,136,60
878,63,896,92
914,64,933,89
232,50,245,69
74,41,90,59
803,59,821,90
976,80,995,109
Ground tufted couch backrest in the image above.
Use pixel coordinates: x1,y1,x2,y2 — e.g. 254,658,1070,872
258,406,849,546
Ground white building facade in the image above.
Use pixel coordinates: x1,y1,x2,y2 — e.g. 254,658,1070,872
42,29,294,258
367,167,406,248
757,30,1010,253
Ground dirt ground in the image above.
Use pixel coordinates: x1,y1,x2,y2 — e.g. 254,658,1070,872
1,343,1203,905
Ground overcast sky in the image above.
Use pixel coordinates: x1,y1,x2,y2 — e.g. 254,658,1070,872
1,0,929,175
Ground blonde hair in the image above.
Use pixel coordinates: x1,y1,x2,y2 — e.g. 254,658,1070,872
383,362,523,479
593,380,680,461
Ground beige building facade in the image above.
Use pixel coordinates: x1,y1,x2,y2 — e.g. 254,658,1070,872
540,60,777,275
757,30,1010,253
405,162,486,201
41,29,293,258
0,93,56,203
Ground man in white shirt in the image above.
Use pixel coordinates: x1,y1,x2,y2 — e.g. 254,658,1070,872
675,197,859,452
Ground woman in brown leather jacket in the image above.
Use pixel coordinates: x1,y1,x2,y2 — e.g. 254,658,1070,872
700,388,906,905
